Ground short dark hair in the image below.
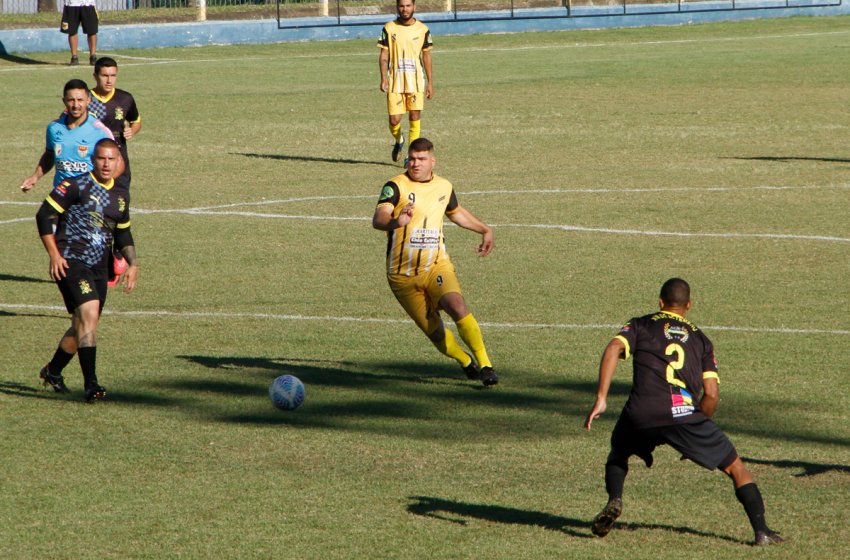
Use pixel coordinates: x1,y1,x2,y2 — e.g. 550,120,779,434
94,138,120,154
408,137,433,154
660,278,690,307
63,79,89,96
94,56,118,74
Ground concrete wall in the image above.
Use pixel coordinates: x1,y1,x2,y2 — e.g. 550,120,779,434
0,2,847,54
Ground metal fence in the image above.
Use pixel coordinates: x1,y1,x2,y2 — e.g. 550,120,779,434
276,0,844,28
0,0,277,14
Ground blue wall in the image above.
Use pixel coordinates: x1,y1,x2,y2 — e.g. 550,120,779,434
0,2,847,55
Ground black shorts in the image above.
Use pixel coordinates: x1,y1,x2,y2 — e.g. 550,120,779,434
56,259,107,314
60,6,99,36
608,414,738,471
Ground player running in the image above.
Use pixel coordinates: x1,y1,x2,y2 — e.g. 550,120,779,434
372,138,497,386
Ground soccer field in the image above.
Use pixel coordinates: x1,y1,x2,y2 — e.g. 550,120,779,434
1,15,848,559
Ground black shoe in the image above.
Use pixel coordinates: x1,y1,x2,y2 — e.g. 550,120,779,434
479,366,499,387
84,384,106,402
70,55,79,66
89,54,97,65
391,136,405,162
462,355,479,380
754,530,784,546
591,497,622,537
40,365,70,393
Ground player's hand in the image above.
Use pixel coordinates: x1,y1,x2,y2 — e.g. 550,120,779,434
584,398,607,431
123,122,134,141
476,229,494,257
49,255,69,281
122,264,139,293
380,78,389,93
397,203,414,227
425,83,433,100
20,175,38,192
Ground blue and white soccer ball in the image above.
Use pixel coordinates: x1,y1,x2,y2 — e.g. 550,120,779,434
269,375,305,411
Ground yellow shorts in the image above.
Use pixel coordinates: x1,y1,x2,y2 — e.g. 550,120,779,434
387,92,425,116
387,260,462,335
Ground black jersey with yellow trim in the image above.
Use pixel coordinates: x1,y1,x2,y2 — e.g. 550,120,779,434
615,311,719,429
46,172,131,270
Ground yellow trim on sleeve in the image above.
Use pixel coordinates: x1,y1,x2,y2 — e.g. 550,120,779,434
614,335,630,360
703,371,720,384
116,221,131,229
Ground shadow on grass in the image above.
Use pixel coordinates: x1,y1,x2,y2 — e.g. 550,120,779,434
0,381,56,400
727,155,850,164
234,152,398,168
0,42,51,65
407,496,746,544
742,456,850,477
0,273,53,284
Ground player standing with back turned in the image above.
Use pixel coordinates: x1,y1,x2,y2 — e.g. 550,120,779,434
584,278,783,546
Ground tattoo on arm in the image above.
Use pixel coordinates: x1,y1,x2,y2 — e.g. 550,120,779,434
120,245,137,266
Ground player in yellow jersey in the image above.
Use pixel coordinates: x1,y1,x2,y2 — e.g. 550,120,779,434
378,0,433,165
372,138,498,386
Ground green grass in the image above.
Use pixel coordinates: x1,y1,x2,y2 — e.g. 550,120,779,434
1,14,849,560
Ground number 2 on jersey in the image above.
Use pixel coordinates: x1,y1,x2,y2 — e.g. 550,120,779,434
665,343,687,389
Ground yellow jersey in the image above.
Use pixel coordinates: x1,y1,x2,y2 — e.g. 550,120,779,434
377,19,432,94
376,172,459,276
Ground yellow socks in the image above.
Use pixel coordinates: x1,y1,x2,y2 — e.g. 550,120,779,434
389,122,403,142
433,329,472,366
456,314,491,368
409,119,421,143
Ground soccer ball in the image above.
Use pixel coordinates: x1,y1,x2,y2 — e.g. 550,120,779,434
269,375,305,411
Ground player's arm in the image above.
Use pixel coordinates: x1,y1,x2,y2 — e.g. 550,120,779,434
422,48,433,99
446,205,493,257
35,201,68,280
114,225,139,293
373,203,413,231
21,150,55,192
124,119,142,141
699,377,719,417
378,47,389,92
585,337,626,430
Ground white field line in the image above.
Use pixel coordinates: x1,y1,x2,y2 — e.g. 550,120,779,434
2,184,849,241
2,28,848,73
2,303,848,336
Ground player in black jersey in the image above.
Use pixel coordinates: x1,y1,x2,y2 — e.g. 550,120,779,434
90,57,142,286
584,278,783,546
35,139,139,402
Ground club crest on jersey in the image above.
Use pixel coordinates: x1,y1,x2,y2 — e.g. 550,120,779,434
79,279,92,295
77,144,89,159
114,107,124,121
663,323,690,343
118,197,126,212
379,185,395,201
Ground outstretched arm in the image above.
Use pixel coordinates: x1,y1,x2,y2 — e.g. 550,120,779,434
21,150,55,192
446,206,493,257
585,337,625,430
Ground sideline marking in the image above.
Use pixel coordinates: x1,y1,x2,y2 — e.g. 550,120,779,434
2,303,848,336
1,28,848,73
